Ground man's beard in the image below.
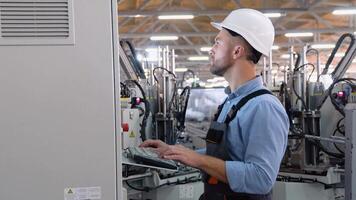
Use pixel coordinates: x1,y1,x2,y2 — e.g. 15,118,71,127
210,60,230,76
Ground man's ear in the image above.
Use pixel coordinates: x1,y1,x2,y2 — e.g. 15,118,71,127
232,45,244,60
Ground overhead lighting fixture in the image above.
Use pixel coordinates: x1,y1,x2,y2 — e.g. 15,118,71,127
280,54,290,59
207,79,217,83
263,12,282,18
134,15,144,18
136,54,144,61
175,68,188,72
186,77,199,83
311,44,335,49
200,46,212,52
285,32,314,37
271,45,279,50
137,51,162,62
188,56,209,61
334,52,345,57
347,69,356,73
150,36,178,41
158,15,194,20
213,77,226,81
271,69,278,74
145,48,159,52
332,9,356,15
328,52,345,57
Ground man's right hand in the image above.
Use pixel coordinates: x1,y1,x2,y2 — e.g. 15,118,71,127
139,139,169,157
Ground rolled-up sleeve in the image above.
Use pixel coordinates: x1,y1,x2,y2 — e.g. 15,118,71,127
225,100,289,194
196,148,206,155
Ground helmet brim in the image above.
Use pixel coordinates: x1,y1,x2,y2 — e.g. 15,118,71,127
211,22,223,30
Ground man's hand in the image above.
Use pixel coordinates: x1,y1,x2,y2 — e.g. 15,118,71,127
139,139,169,157
139,140,203,168
140,140,227,183
163,145,203,168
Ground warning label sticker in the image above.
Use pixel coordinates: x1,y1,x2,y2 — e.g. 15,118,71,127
129,131,135,138
64,186,101,200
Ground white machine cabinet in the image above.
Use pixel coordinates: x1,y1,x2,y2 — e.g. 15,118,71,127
0,0,122,199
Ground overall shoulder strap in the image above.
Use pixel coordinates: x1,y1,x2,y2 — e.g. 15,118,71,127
224,89,272,124
212,98,228,121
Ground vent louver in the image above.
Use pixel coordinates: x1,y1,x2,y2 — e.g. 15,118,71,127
0,0,74,45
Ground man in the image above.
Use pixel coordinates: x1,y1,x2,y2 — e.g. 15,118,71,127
140,8,289,200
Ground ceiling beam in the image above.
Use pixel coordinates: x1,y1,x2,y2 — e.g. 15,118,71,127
135,23,166,46
232,0,243,7
120,27,355,38
135,38,350,50
117,6,356,17
128,2,170,33
170,24,200,55
309,12,334,29
119,0,151,27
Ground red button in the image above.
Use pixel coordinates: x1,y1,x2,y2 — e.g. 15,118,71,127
122,123,129,132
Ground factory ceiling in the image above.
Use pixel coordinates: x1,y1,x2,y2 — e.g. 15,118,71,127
118,0,356,82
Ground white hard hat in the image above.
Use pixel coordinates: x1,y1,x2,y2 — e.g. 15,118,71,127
211,8,275,56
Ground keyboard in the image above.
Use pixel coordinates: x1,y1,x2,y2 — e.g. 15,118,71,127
127,147,178,170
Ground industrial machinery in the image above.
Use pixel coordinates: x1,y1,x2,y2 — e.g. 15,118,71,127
271,33,356,200
119,44,202,200
119,32,356,199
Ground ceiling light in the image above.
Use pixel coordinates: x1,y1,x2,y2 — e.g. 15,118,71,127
263,12,282,18
136,54,143,61
158,15,194,20
186,77,199,83
137,51,162,62
332,9,356,15
150,36,178,41
271,69,278,74
213,77,226,81
328,52,345,57
347,69,356,73
271,45,279,50
175,68,188,72
311,44,335,49
200,46,212,52
145,48,159,52
188,56,209,61
134,15,144,18
285,32,314,37
207,79,217,83
280,54,290,59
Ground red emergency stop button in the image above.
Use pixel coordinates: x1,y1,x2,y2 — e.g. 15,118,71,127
122,123,129,132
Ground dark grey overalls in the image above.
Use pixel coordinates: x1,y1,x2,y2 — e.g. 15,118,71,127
200,89,273,200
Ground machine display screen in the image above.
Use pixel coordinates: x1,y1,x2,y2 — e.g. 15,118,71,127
185,87,227,122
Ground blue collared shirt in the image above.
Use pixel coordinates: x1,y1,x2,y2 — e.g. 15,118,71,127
198,76,289,194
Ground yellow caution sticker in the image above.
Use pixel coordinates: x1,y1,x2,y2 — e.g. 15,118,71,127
129,131,135,138
64,186,101,200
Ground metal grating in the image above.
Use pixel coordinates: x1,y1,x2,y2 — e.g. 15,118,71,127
0,0,69,38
